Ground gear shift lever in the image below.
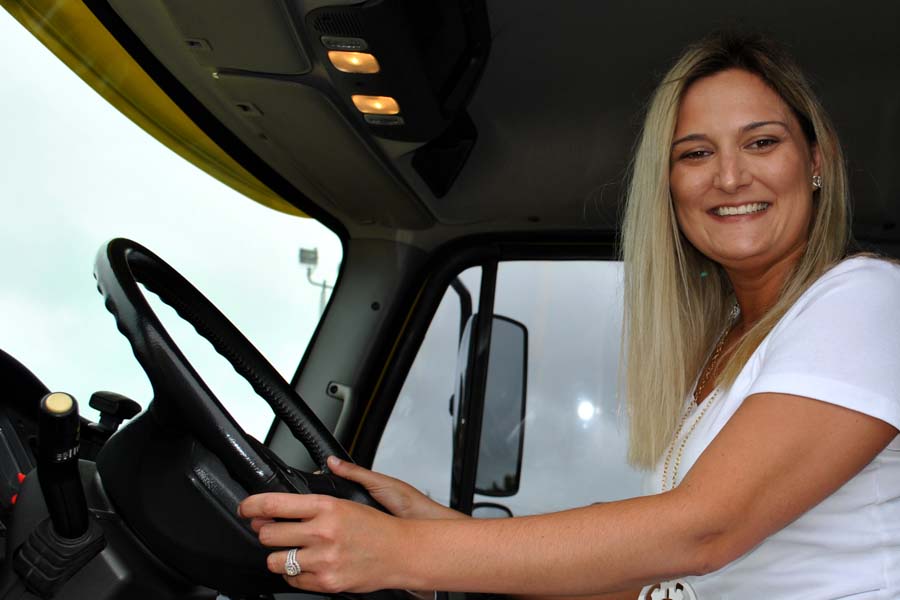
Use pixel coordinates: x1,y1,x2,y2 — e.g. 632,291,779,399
37,392,88,539
12,393,105,597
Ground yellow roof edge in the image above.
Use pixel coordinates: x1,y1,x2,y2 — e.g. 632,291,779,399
1,0,307,218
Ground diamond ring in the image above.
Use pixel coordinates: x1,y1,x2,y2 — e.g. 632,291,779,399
285,547,301,577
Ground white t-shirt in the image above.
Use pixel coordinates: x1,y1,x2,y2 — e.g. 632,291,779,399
642,256,900,599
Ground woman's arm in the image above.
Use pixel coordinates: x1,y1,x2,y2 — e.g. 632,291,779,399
327,459,643,598
239,391,896,595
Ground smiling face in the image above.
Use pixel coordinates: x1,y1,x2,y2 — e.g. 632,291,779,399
669,68,820,276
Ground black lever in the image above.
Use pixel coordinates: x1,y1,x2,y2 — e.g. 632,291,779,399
13,393,106,598
37,392,88,539
89,391,142,434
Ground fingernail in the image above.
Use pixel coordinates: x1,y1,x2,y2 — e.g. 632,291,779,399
328,456,341,467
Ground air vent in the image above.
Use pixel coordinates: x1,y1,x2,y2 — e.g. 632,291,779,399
320,36,368,51
313,11,364,37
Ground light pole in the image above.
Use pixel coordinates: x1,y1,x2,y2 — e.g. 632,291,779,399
299,247,334,316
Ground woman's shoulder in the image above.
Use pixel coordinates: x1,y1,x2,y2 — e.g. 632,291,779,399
750,254,900,429
772,255,900,328
808,254,900,296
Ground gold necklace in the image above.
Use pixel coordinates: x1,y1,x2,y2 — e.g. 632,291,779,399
661,315,736,491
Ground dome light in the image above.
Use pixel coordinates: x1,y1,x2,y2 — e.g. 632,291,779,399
351,95,400,115
328,51,380,74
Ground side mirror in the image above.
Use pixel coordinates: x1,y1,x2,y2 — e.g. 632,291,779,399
452,313,528,498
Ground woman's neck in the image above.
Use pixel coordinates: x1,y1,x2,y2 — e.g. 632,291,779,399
724,244,806,327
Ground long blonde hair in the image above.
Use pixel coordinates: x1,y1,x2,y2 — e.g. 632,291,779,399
622,32,850,469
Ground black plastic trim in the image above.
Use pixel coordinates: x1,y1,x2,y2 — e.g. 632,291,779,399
449,277,473,339
450,259,496,515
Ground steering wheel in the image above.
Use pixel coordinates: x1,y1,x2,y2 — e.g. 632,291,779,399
93,237,381,501
91,238,386,594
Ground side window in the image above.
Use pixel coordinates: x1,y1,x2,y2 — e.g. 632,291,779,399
374,260,643,516
482,261,643,515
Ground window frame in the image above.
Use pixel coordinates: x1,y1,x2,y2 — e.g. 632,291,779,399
351,231,619,511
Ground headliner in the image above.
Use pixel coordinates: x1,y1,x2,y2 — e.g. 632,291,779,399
97,0,900,251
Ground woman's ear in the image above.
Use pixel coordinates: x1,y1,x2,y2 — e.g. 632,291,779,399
811,142,821,178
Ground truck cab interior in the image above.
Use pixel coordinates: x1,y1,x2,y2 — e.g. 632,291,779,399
0,1,898,598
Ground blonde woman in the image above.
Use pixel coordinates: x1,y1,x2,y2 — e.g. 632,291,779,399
239,33,900,598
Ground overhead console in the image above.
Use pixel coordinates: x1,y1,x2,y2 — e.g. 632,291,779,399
305,1,489,142
94,0,491,228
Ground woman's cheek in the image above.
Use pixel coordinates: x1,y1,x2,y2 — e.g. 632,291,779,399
671,195,696,235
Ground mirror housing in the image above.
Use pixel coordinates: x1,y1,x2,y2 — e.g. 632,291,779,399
472,502,514,519
452,313,528,498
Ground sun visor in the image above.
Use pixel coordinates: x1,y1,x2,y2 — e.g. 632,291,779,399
214,73,433,229
0,0,305,217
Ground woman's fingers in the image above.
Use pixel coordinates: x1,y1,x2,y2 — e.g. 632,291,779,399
327,455,389,487
265,548,320,591
240,493,406,594
327,456,463,520
257,520,316,547
239,492,327,520
267,549,347,595
250,517,274,533
327,456,416,518
266,547,310,575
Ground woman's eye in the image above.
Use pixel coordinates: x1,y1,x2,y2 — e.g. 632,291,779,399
748,138,778,150
680,149,710,160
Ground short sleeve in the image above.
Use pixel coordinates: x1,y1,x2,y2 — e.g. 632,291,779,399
745,258,900,429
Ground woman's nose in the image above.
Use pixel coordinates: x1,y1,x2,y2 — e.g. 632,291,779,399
712,151,752,193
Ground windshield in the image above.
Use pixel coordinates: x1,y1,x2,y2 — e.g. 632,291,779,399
0,10,341,440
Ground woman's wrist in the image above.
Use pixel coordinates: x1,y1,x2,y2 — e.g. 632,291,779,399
410,501,470,521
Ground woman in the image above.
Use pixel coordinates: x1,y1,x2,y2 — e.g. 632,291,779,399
239,33,900,598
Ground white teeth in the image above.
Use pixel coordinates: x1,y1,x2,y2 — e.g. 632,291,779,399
714,202,769,216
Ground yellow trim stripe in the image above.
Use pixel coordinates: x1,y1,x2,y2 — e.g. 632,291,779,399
1,0,305,217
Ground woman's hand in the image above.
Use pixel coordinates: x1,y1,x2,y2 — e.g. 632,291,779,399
239,458,464,594
239,492,412,593
326,456,467,520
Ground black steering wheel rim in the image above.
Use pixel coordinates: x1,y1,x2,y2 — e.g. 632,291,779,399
93,237,354,495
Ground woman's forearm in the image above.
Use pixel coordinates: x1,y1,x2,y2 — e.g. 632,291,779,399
393,492,712,595
419,509,644,598
412,502,470,521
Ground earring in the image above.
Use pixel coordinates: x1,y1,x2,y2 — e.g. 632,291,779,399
812,174,822,190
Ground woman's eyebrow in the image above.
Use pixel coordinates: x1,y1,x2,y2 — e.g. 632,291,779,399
671,133,707,148
671,120,790,148
742,120,789,133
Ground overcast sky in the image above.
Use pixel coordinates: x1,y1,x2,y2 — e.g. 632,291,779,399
0,9,340,440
